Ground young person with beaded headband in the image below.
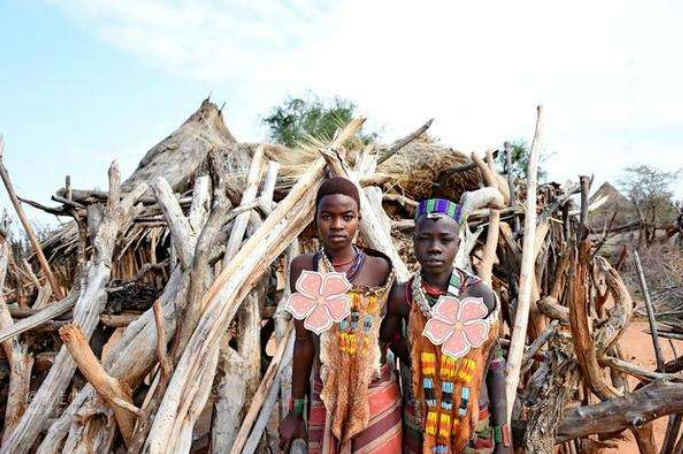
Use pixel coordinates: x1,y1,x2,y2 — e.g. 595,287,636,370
381,198,512,454
280,177,402,454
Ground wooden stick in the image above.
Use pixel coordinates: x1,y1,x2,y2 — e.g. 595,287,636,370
228,324,294,454
633,249,666,371
21,258,41,291
211,345,246,454
537,296,569,324
32,285,53,311
59,323,139,446
505,105,544,422
152,299,171,381
0,241,33,443
377,118,433,165
17,196,69,217
259,160,280,215
100,313,140,328
633,247,674,453
151,177,194,270
504,141,521,232
222,145,265,267
237,282,265,400
556,380,683,442
0,137,64,300
661,415,682,454
600,356,682,383
275,240,299,420
241,329,295,454
0,293,77,344
674,426,683,454
474,150,502,285
521,319,559,373
579,175,592,239
569,242,620,399
472,151,510,205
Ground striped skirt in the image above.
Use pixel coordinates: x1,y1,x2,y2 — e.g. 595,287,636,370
308,365,402,454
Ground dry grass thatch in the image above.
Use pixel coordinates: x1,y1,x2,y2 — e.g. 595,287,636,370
377,135,480,201
273,134,481,202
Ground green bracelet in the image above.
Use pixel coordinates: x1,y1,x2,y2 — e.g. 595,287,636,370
492,424,512,447
292,398,305,416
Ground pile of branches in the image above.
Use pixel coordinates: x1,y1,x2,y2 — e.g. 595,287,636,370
624,243,683,314
0,101,681,454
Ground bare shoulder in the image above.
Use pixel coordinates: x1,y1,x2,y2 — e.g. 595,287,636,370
364,254,392,286
465,280,497,314
289,253,316,288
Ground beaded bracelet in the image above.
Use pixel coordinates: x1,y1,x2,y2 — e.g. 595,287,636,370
492,424,512,447
289,397,306,416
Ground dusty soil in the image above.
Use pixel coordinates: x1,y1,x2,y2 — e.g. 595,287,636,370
601,320,683,453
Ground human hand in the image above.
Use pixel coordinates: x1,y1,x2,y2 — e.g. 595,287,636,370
279,413,306,453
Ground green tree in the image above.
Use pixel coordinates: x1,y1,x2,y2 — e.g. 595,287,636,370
618,164,681,224
495,139,548,181
262,94,374,147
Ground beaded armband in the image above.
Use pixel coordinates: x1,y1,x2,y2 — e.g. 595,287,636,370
289,397,306,416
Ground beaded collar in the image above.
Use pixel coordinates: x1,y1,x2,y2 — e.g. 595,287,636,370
411,268,468,319
315,246,366,283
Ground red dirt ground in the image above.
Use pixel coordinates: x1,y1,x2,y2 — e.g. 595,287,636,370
601,320,683,453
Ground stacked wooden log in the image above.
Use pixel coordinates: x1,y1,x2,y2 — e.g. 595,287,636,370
0,100,681,454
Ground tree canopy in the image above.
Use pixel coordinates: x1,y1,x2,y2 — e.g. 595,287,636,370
261,94,375,147
495,139,549,181
618,164,681,223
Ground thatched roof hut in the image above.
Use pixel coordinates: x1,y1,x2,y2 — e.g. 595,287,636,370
39,99,253,291
38,100,483,293
589,181,633,228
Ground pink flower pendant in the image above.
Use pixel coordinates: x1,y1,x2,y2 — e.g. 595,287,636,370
285,270,352,335
422,296,490,358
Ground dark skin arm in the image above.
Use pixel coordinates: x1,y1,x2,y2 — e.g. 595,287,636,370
380,282,412,367
279,254,315,453
487,362,512,453
466,282,513,454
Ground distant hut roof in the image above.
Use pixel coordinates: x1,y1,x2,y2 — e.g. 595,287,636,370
589,181,633,228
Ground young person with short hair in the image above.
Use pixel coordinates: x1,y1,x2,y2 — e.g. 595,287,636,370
382,198,511,454
280,177,402,454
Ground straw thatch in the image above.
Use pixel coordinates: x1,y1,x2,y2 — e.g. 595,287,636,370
38,100,254,290
272,134,481,202
377,135,480,201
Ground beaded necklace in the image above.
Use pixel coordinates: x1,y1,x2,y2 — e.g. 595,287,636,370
411,268,464,319
317,246,377,357
318,246,366,282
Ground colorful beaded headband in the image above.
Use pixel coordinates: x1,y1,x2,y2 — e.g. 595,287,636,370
415,198,463,224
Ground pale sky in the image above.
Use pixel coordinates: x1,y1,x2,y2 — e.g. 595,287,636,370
1,0,682,228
